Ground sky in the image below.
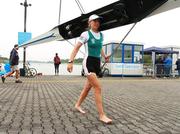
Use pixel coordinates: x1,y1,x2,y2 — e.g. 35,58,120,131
0,0,180,61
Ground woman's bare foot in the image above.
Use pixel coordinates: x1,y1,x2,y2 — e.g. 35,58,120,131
75,105,86,114
100,115,112,124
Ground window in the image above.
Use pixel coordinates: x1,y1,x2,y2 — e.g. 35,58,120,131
112,43,122,62
134,46,143,63
124,45,132,63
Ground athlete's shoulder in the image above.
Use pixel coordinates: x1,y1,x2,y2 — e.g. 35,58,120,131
78,31,89,44
81,31,90,39
80,31,89,37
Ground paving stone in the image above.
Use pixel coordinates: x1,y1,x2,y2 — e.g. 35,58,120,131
0,76,180,134
0,132,7,134
110,129,124,134
19,130,32,134
90,131,102,134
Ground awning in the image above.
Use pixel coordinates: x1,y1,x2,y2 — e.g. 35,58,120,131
144,46,179,54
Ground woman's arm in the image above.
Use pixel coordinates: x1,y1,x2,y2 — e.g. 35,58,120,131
69,42,82,62
67,42,83,72
101,49,106,59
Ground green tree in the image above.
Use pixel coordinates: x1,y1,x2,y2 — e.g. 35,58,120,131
144,55,152,65
0,57,8,63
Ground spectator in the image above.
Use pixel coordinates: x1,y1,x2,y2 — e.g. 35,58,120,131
54,53,61,75
163,54,172,77
1,44,22,83
176,56,180,77
0,64,2,71
155,56,164,77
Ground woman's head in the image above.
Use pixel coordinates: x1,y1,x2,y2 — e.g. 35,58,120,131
88,14,102,31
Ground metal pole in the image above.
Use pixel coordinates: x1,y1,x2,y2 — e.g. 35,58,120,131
152,52,156,78
101,23,137,70
20,0,31,69
58,0,62,25
74,0,85,14
24,0,27,32
23,0,27,69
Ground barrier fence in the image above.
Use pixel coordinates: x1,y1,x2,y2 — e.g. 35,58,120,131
143,63,180,78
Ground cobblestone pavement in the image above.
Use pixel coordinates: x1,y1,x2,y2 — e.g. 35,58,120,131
0,76,180,134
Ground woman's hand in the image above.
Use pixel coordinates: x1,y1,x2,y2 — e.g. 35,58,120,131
101,50,111,63
67,63,73,73
105,55,111,63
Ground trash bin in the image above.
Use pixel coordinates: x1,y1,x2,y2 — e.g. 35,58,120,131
20,68,25,76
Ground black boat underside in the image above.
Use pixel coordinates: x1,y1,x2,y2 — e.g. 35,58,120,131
58,0,168,40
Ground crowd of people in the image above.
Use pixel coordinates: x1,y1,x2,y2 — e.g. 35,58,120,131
155,54,180,77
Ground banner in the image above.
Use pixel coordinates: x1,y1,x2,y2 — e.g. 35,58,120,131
18,32,32,46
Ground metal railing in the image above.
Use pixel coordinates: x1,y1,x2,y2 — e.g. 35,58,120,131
143,64,180,78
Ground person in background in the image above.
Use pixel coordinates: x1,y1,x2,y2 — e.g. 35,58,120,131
54,53,61,75
163,54,172,77
175,56,180,77
1,44,22,83
155,56,164,77
0,64,3,76
0,64,2,71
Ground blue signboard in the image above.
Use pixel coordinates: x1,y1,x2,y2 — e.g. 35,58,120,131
18,32,32,46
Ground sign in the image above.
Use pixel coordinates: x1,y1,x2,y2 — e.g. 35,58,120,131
18,32,32,46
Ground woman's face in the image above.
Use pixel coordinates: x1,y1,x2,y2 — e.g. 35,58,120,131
89,19,100,31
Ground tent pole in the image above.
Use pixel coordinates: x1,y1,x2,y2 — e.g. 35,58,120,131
152,52,156,77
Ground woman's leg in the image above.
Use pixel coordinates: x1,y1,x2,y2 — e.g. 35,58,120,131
75,79,92,114
87,73,112,124
57,64,59,75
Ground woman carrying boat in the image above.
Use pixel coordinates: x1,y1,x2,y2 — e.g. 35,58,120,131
67,14,112,124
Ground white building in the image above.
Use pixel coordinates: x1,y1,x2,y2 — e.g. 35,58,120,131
103,42,144,76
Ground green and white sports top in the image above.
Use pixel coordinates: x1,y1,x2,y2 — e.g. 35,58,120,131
78,29,103,58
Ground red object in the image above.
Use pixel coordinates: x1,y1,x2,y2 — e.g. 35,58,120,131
54,56,61,64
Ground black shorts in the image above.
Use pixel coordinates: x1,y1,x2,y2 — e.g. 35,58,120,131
83,56,101,76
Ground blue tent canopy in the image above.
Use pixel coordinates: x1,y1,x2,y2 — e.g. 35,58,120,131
144,47,179,54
